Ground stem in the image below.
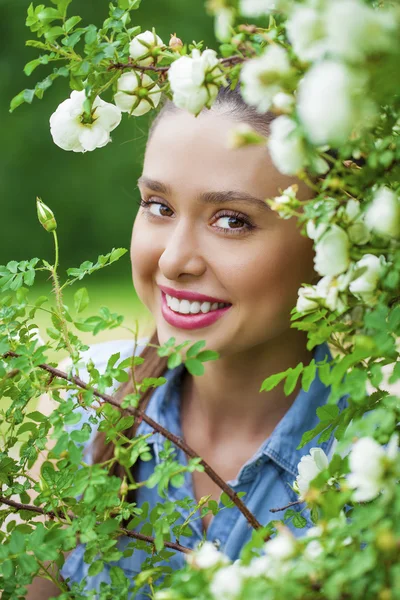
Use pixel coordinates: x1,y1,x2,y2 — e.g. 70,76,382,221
50,231,75,365
2,352,262,532
270,499,303,513
0,496,190,554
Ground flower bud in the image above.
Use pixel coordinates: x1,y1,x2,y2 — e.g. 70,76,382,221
227,123,266,149
120,477,129,498
36,197,57,232
129,29,165,66
169,32,183,52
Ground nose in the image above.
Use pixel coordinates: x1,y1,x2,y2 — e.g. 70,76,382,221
158,218,207,281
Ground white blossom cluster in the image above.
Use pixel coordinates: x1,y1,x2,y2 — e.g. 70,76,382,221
284,186,400,316
236,0,398,175
158,437,398,600
50,30,165,152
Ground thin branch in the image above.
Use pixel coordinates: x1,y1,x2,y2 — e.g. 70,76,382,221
0,496,191,554
3,352,262,531
107,55,245,72
269,499,303,513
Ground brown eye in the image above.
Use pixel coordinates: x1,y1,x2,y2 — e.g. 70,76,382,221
139,198,173,217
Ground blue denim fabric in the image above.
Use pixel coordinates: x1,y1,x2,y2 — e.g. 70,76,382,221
59,338,348,598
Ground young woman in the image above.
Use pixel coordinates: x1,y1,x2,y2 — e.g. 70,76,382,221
28,84,348,599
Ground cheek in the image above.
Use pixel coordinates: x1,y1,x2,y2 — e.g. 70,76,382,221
130,220,158,303
228,227,315,311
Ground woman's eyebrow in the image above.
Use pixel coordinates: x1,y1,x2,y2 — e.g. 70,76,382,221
137,176,272,212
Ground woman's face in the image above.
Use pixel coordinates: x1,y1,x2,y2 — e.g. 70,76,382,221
131,109,316,357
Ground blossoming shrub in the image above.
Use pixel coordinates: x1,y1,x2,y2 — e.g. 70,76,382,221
2,0,400,598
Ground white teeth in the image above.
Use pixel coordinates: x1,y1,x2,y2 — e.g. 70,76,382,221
189,301,201,314
200,302,211,313
179,299,191,314
165,294,228,315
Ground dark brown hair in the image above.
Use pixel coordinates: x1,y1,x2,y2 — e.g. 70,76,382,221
91,82,306,500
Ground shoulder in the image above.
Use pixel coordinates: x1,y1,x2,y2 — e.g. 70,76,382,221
59,337,150,458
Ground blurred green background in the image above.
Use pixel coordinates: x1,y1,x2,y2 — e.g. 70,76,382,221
1,0,217,349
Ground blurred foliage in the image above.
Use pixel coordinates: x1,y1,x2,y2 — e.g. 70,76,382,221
0,0,216,280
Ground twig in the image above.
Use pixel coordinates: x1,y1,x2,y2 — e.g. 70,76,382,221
2,352,262,531
0,496,191,554
108,55,245,72
269,499,303,513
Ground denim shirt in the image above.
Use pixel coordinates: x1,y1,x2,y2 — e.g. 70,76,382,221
60,338,348,598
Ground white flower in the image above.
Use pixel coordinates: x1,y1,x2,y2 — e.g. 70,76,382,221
365,187,400,239
268,184,298,217
348,254,385,305
343,199,371,245
314,275,347,312
264,528,296,561
297,60,375,146
215,8,235,42
296,285,320,314
210,563,243,600
240,45,292,114
314,225,350,276
49,90,121,152
272,92,295,113
239,0,276,18
347,434,399,502
239,554,273,578
286,0,396,63
268,116,307,175
286,3,328,62
324,0,396,63
304,526,324,559
306,220,329,242
114,72,161,116
168,48,227,116
129,30,164,66
186,541,229,569
294,448,330,500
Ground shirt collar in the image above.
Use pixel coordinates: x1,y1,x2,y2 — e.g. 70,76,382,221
137,342,348,476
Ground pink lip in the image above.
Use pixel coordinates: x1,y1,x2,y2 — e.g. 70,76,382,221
160,291,232,330
158,285,230,305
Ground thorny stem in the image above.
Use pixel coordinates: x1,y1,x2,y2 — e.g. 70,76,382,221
2,352,263,533
108,55,245,73
51,231,75,365
0,496,191,554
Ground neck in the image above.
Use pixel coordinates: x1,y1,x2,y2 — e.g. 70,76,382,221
180,330,314,446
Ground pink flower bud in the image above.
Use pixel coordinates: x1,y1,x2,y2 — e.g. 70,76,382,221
169,32,183,52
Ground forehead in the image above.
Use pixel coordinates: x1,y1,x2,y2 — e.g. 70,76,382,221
142,110,290,199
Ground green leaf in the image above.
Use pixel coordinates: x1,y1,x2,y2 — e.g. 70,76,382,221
260,370,288,392
292,513,307,528
88,560,104,576
185,358,204,376
284,363,304,396
167,352,182,369
301,359,316,392
316,405,340,421
74,287,89,313
64,15,82,32
9,89,35,113
186,340,206,358
24,58,43,76
196,350,219,362
26,411,47,423
2,559,13,579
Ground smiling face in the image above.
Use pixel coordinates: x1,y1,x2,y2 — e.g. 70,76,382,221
130,108,316,357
